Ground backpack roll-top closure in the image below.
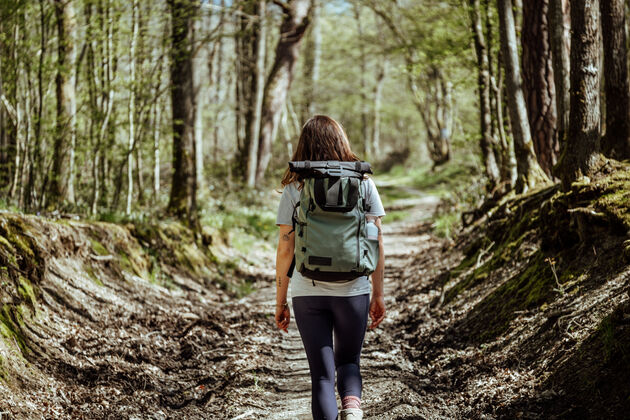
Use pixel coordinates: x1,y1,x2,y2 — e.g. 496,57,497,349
313,177,360,212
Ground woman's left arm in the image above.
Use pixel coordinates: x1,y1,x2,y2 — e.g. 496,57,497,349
275,225,295,333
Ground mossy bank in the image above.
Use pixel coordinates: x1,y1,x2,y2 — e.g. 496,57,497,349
397,160,630,418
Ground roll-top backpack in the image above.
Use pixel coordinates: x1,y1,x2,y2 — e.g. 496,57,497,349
287,160,379,282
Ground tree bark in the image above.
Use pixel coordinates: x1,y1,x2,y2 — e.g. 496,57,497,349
126,0,138,215
521,0,558,176
193,9,206,192
255,0,311,186
212,0,226,164
246,0,267,188
372,59,387,158
152,54,163,204
353,3,371,160
498,0,548,193
469,0,501,190
548,0,570,147
303,0,320,118
556,0,601,189
0,10,18,195
48,0,76,209
600,0,630,159
167,0,198,228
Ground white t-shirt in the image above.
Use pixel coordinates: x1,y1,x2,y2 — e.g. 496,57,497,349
276,177,386,298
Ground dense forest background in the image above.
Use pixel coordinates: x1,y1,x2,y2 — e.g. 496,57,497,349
0,0,480,224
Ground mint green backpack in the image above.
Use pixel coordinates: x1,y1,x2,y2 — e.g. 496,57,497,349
287,161,379,282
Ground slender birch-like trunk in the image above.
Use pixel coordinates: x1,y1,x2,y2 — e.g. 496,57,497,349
126,0,138,215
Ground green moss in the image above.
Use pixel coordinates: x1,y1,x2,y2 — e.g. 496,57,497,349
0,305,28,355
592,167,630,231
83,264,104,286
17,276,36,307
0,219,34,257
116,246,149,279
90,238,110,256
445,230,531,303
473,253,556,342
0,235,11,250
0,353,6,381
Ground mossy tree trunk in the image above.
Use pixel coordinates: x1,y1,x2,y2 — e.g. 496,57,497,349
600,0,630,160
167,0,198,229
522,0,558,177
556,0,601,190
498,0,549,193
254,0,311,187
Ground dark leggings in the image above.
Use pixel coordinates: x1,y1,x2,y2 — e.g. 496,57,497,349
292,294,370,420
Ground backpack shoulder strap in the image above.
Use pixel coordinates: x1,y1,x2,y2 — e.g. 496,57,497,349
286,200,300,277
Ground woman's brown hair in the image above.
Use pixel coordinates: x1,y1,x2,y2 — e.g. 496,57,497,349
281,115,359,187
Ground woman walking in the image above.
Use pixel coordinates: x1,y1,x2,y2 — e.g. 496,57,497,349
275,115,386,420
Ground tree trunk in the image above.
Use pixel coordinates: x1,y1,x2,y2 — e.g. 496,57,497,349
0,14,18,195
303,0,320,118
469,0,501,190
193,10,206,192
234,9,246,168
498,0,548,193
494,51,517,187
255,0,311,186
126,0,138,215
153,97,161,203
353,3,371,160
600,0,630,159
548,0,570,147
521,0,558,176
212,0,226,164
372,59,387,159
246,0,267,188
66,7,79,206
48,0,76,209
167,0,198,228
153,55,163,204
556,0,601,189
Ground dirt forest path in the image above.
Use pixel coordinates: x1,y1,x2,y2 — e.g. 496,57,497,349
228,188,446,420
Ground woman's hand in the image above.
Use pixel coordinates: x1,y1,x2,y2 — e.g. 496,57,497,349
275,303,290,333
369,295,386,329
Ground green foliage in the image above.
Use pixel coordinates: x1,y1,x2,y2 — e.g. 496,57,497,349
200,190,278,242
432,211,460,239
386,210,411,222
